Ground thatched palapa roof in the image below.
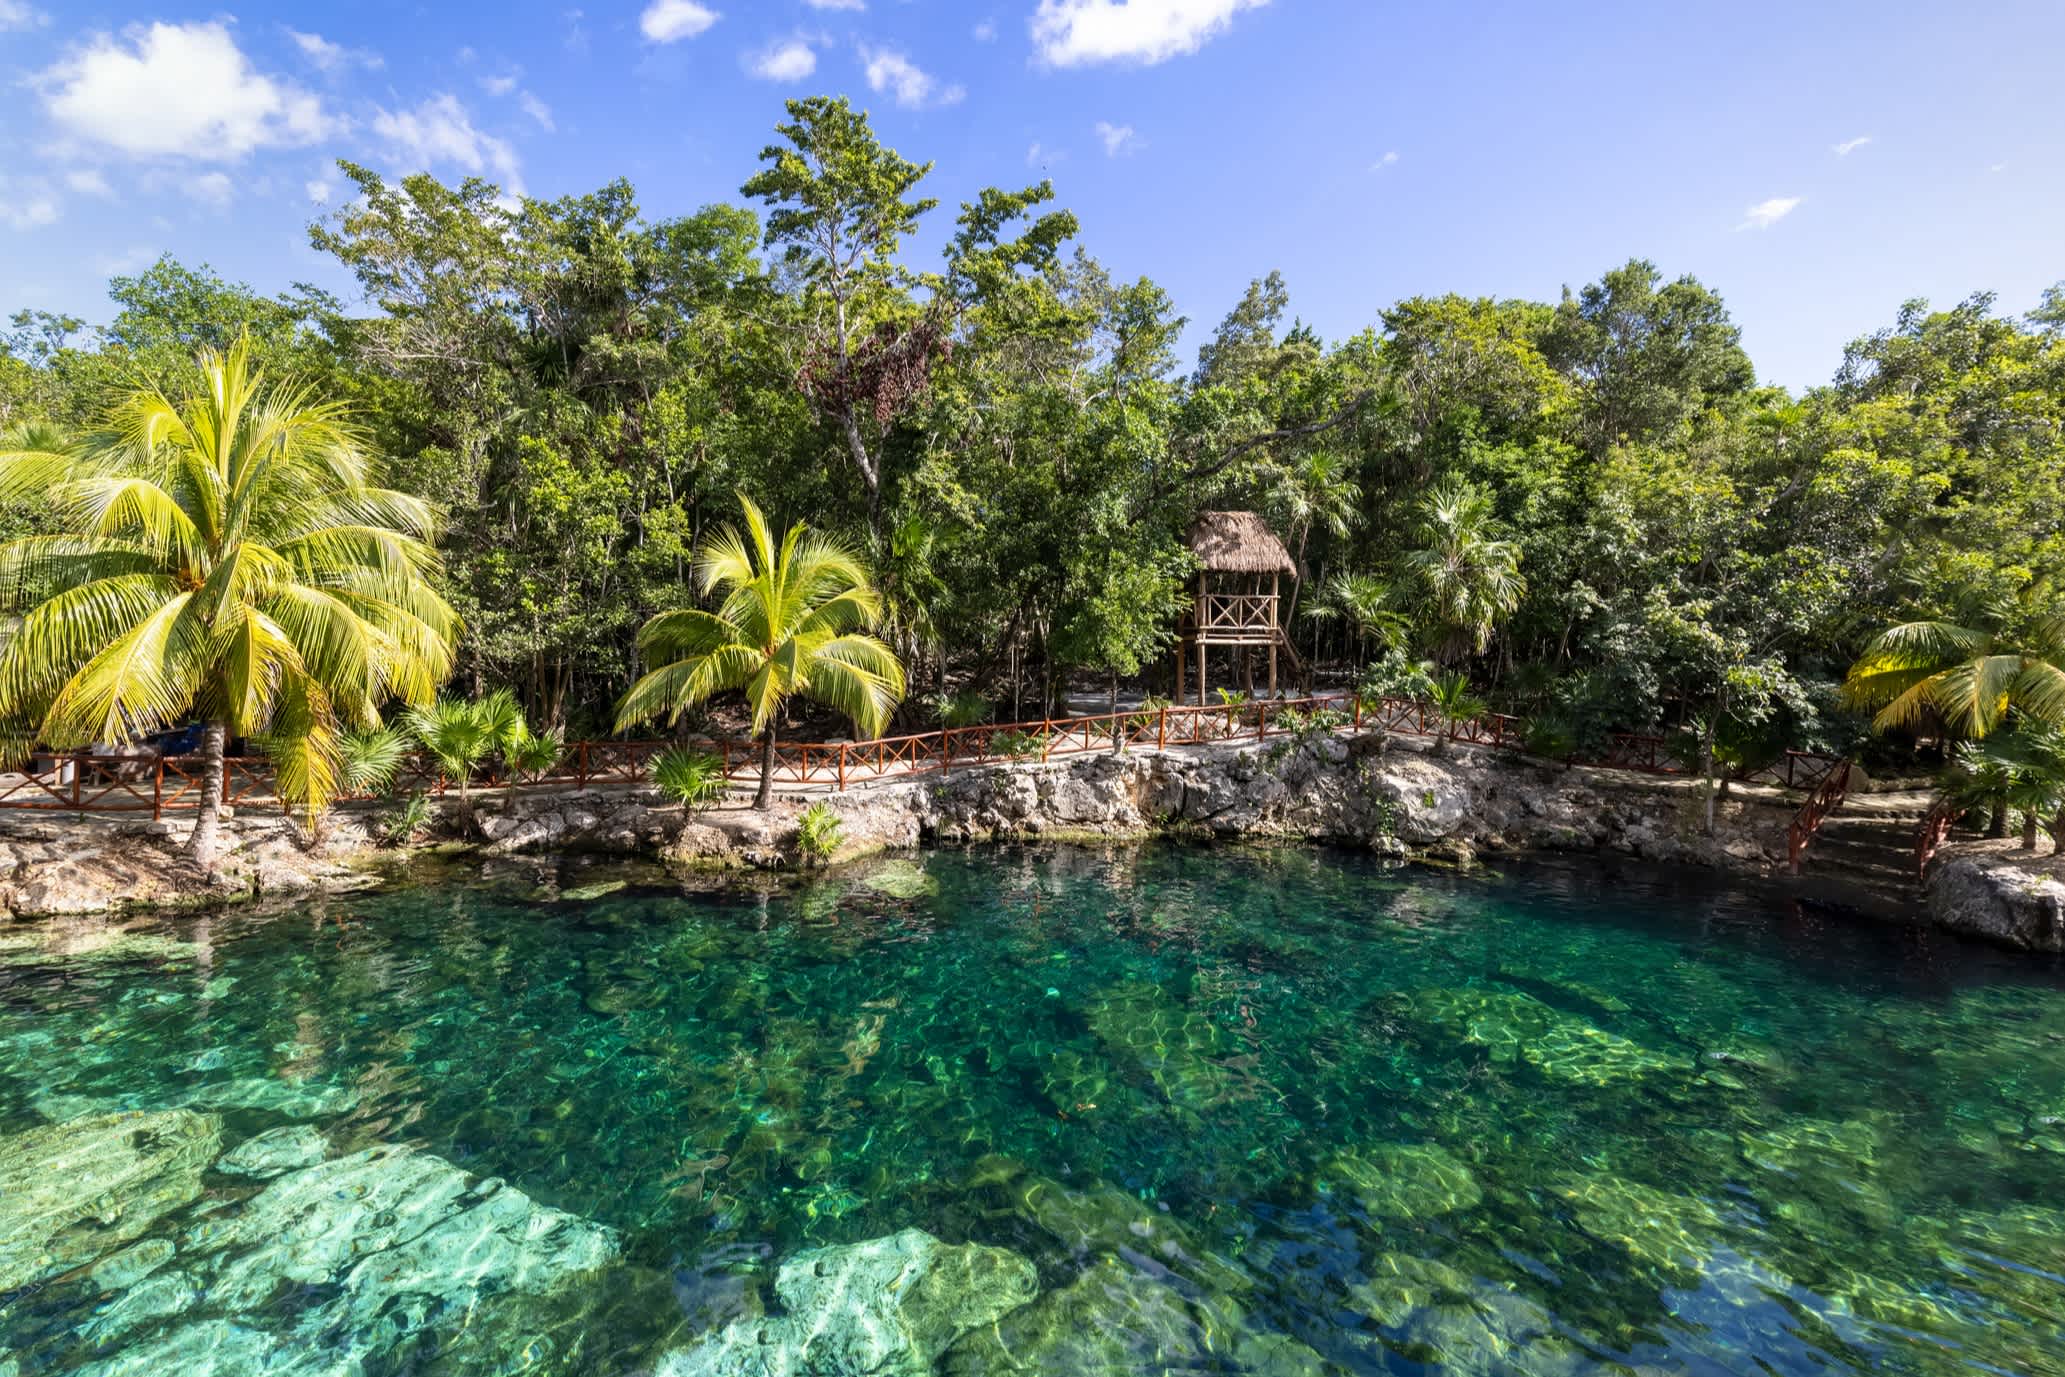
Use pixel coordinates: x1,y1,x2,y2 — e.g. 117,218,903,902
1186,511,1296,576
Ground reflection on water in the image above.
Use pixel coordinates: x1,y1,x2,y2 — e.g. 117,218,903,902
0,845,2062,1375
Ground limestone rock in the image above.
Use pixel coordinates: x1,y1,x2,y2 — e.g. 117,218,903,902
216,1124,329,1178
1928,856,2065,952
0,1109,220,1290
658,1228,1038,1377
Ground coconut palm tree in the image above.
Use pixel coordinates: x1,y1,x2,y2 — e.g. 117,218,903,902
0,336,458,865
1842,615,2065,739
614,494,904,810
1397,477,1525,663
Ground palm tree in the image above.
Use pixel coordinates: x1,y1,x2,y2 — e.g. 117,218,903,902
1842,616,2065,739
1425,669,1488,755
1304,572,1409,665
0,337,457,865
1397,477,1525,663
614,494,904,811
1267,450,1361,627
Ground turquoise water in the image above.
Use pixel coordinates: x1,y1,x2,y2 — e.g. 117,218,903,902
2,845,2063,1375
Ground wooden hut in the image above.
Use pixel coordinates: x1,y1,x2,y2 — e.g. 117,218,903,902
1176,511,1297,705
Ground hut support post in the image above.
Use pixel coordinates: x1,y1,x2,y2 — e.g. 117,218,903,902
1268,573,1279,700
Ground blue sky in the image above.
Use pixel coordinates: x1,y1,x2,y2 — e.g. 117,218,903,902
3,0,2060,389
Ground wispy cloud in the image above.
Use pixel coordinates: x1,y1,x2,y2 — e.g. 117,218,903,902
193,170,234,209
1370,150,1398,171
1738,195,1802,230
1033,0,1270,67
1026,141,1065,167
372,93,523,192
1095,120,1140,156
744,36,817,81
640,0,719,43
287,28,383,74
305,177,334,204
64,168,113,197
1831,135,1871,156
0,0,46,32
0,176,59,231
973,19,998,41
518,92,554,131
36,21,332,161
861,46,963,109
480,72,521,96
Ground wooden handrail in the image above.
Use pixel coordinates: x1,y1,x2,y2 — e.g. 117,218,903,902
1786,759,1854,873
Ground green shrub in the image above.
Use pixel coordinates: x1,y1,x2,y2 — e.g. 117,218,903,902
796,801,843,864
340,725,413,798
506,730,565,780
376,791,431,847
991,729,1046,759
932,689,993,728
653,747,728,813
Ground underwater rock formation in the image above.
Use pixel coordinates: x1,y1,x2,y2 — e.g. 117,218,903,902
1399,987,1690,1085
1326,1142,1484,1221
939,1254,1326,1376
657,1228,1039,1377
60,1142,619,1375
215,1124,328,1177
0,1109,220,1290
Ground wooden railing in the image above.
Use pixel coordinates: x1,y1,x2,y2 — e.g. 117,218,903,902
1914,798,1966,880
0,695,1847,817
1786,759,1854,872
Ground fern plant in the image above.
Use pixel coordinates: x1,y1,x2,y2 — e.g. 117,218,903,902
796,801,843,865
653,747,729,814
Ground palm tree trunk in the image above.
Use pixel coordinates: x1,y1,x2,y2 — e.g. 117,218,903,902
186,720,229,868
756,726,777,811
1989,797,2009,838
2022,810,2040,849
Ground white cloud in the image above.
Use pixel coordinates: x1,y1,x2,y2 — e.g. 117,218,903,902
1831,135,1871,156
1094,120,1139,156
1032,0,1268,67
973,19,998,41
37,22,331,161
1370,150,1398,171
519,92,555,130
1026,141,1065,166
305,178,334,204
802,0,865,8
0,0,46,32
744,37,817,81
193,171,234,209
640,0,719,43
372,94,523,191
861,46,964,109
287,28,382,73
480,72,521,96
64,168,114,197
95,246,157,277
1738,196,1802,230
0,179,59,231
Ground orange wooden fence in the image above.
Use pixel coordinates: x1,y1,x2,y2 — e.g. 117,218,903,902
0,693,1843,817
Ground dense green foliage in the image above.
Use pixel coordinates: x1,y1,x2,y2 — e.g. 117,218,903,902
4,98,2061,779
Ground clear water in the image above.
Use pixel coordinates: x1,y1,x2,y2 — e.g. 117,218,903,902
2,845,2064,1376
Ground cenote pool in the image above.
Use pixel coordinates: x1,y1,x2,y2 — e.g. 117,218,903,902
1,846,2063,1376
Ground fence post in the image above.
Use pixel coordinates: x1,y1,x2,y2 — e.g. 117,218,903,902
1041,721,1052,764
71,751,83,810
942,730,952,777
152,755,163,822
838,743,848,792
1157,706,1167,750
1353,697,1363,732
576,742,589,788
1257,701,1267,741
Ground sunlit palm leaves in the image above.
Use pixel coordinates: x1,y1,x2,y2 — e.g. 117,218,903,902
0,336,458,836
615,494,904,809
1842,617,2065,738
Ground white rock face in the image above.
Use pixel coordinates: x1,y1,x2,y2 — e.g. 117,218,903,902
1928,856,2065,952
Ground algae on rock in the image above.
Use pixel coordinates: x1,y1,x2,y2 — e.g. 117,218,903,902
0,1109,220,1291
1326,1142,1483,1222
658,1228,1038,1377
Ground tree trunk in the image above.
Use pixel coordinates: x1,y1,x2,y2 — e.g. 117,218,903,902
2051,806,2065,855
1989,797,2009,838
756,726,777,811
186,721,229,869
2022,810,2040,850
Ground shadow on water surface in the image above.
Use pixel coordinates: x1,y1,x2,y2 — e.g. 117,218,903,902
0,843,2061,1375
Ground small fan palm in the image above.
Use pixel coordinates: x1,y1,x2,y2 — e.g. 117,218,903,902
1426,669,1488,754
1843,617,2065,739
1305,572,1410,662
0,336,457,864
1398,478,1525,663
615,494,905,810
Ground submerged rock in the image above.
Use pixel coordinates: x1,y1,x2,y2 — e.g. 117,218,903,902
76,1142,619,1372
1553,1172,1721,1271
1326,1142,1483,1221
658,1228,1038,1377
216,1124,328,1177
857,858,939,901
0,1109,220,1290
1084,982,1260,1111
1400,987,1689,1085
940,1254,1325,1376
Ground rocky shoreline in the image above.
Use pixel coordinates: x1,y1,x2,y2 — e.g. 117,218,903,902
2,729,2047,952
